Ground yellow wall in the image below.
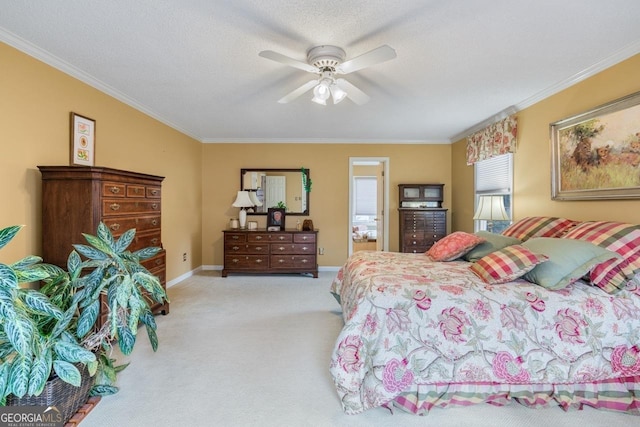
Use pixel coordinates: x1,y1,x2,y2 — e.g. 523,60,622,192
202,143,451,266
0,42,203,281
451,54,640,232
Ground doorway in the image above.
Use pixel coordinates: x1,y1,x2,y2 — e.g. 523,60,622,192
349,157,389,256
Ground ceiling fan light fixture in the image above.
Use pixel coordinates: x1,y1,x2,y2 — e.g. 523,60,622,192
330,84,347,104
311,80,331,105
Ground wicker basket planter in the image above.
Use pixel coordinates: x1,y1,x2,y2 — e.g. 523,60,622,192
6,364,93,424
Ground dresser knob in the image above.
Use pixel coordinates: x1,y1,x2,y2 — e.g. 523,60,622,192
155,259,162,266
152,203,159,210
232,246,240,251
302,236,308,240
412,241,416,245
134,187,142,194
256,246,263,251
302,247,309,251
256,259,262,263
278,236,285,240
152,219,158,226
150,189,159,195
256,236,262,240
278,246,285,251
278,259,285,263
110,223,121,231
110,186,120,194
151,238,159,245
232,258,239,263
232,235,239,240
301,259,308,263
109,203,120,211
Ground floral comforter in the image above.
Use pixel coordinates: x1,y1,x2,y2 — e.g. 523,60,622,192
329,251,640,415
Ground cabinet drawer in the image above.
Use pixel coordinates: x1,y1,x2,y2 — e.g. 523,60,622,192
270,255,316,269
271,243,316,254
129,230,162,251
248,233,292,243
224,243,268,254
294,233,316,243
102,199,161,216
146,186,162,198
102,182,126,197
103,215,161,234
126,184,146,198
225,233,247,243
142,251,166,271
225,255,269,269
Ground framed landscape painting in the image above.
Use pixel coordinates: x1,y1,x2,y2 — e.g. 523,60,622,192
551,91,640,200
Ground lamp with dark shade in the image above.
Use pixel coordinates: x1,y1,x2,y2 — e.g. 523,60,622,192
473,195,509,232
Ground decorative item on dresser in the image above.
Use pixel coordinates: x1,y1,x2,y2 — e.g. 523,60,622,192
37,166,169,319
398,183,447,253
223,229,318,278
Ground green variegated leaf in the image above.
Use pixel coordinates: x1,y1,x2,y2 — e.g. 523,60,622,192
0,225,22,251
11,255,43,270
9,356,31,398
90,384,119,396
114,229,136,253
54,341,96,364
87,359,98,377
77,299,100,338
0,363,10,401
50,304,77,339
27,351,52,396
67,250,82,278
5,315,35,357
118,324,136,355
139,309,157,330
73,243,109,261
82,232,115,256
116,276,133,308
145,323,159,352
22,289,63,319
0,264,18,289
53,360,81,387
133,246,161,260
96,222,115,247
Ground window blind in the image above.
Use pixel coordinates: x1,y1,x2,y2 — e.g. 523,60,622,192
354,177,377,216
475,153,512,194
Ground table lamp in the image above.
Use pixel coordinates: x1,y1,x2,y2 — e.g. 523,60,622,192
473,195,509,232
232,190,254,229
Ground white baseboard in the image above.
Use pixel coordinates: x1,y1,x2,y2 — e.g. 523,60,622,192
166,266,202,288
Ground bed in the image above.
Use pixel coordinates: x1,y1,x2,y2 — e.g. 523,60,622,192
329,217,640,416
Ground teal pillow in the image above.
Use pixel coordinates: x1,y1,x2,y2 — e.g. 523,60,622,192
522,237,621,290
463,231,521,262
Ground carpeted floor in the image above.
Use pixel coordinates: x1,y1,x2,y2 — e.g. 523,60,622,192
82,271,638,426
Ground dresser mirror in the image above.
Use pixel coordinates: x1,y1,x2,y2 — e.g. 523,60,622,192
240,168,310,215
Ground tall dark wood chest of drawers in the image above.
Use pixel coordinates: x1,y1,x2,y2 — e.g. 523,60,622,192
223,229,318,278
398,183,447,253
38,166,169,317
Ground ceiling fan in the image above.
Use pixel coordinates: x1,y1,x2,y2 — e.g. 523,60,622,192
259,45,396,106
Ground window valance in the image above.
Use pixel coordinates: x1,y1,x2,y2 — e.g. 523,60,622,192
466,115,518,165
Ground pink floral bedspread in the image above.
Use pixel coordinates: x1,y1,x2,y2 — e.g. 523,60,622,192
329,251,640,415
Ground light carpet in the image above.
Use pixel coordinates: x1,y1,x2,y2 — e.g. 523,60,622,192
83,271,638,426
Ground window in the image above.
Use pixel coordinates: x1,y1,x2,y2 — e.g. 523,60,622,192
353,176,377,216
474,153,513,233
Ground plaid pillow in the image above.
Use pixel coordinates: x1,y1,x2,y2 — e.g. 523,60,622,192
426,231,485,262
562,221,640,293
501,217,577,241
470,245,548,284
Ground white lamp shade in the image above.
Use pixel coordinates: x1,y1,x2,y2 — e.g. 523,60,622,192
330,84,347,104
473,195,509,221
232,191,254,208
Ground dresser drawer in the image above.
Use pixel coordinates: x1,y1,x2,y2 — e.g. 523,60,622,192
103,215,161,234
146,186,162,198
270,255,316,269
129,230,162,251
225,255,269,269
225,233,247,243
126,184,146,198
248,233,292,243
142,251,166,272
224,243,268,254
271,243,316,254
102,199,161,216
102,182,126,198
294,233,316,243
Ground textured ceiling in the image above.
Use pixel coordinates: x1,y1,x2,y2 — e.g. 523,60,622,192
2,1,640,143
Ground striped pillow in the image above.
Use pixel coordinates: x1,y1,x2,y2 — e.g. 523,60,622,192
501,217,577,241
470,245,548,284
562,221,640,293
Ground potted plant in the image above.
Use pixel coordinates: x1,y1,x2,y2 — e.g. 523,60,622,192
0,222,168,421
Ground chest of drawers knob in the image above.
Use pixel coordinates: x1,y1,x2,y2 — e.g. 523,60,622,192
110,203,120,211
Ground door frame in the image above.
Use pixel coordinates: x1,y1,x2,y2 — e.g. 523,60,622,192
348,157,390,256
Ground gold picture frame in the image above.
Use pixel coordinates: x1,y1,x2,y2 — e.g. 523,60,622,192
551,91,640,200
70,112,96,166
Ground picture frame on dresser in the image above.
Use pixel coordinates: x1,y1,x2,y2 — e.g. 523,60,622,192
267,208,285,231
70,112,96,166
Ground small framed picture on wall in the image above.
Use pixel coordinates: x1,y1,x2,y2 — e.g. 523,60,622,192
70,112,96,166
267,208,285,231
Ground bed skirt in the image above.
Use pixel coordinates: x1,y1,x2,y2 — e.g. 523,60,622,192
385,377,640,416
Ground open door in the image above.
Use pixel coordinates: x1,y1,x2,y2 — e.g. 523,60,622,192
349,157,389,256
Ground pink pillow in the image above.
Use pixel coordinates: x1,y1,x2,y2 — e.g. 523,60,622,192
426,231,485,262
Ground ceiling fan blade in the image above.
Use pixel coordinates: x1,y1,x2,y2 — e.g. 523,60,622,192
336,45,397,74
278,80,319,103
259,50,318,73
336,79,370,105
